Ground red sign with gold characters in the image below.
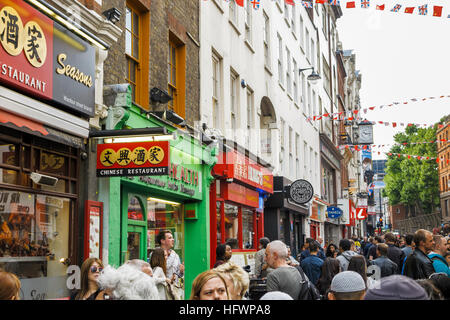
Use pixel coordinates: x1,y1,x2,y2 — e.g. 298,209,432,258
96,141,170,177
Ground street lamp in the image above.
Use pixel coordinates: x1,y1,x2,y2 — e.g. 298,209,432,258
299,67,321,85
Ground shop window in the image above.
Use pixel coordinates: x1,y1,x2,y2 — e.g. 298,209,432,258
128,196,144,221
147,198,183,261
0,190,71,298
224,203,239,249
242,208,254,249
168,34,186,119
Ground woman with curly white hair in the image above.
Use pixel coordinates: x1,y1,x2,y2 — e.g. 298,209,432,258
214,261,250,300
96,260,160,300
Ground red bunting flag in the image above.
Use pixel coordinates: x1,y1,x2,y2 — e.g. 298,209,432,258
353,110,359,114
235,0,244,7
285,0,295,5
316,0,327,3
376,4,385,10
392,122,397,128
433,6,443,17
404,7,415,14
346,1,356,8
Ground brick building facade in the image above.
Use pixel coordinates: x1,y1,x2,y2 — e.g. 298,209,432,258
437,117,450,223
102,0,200,127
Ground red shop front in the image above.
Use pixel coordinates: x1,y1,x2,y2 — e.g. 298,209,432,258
209,147,273,268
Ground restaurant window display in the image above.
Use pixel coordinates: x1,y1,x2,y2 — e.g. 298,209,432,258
147,198,184,262
0,129,79,299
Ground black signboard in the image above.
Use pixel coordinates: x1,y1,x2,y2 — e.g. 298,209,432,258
285,179,314,205
52,22,95,117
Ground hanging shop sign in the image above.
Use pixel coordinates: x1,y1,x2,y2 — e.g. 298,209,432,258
285,179,314,205
326,206,343,219
0,0,95,117
213,151,273,194
96,141,170,177
222,181,260,208
356,207,368,220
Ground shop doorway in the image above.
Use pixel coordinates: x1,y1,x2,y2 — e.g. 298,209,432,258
126,225,146,261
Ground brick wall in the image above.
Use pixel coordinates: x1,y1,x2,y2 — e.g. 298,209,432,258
390,204,407,230
102,0,200,127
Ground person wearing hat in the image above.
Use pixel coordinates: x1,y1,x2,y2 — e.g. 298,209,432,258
327,271,367,300
364,275,429,300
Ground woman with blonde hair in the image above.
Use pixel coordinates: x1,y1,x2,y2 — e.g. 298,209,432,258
190,270,229,300
70,257,104,300
214,261,250,300
0,270,21,300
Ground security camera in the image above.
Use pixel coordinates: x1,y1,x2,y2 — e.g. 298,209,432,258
30,173,58,186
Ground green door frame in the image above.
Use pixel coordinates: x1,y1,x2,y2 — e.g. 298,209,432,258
121,189,148,264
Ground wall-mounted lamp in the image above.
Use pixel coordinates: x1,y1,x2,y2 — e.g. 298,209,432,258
150,87,173,104
103,7,121,24
299,67,321,85
241,79,247,88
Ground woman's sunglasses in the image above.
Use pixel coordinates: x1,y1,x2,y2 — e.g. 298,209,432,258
90,266,103,273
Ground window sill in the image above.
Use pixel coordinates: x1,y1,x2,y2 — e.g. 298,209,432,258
291,30,297,41
294,102,300,109
212,0,224,14
279,82,285,92
265,65,273,76
244,40,255,54
300,44,305,55
287,93,293,101
276,1,283,13
284,17,291,28
229,19,241,36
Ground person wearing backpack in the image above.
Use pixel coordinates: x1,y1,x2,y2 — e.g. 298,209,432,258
265,240,303,300
428,235,450,276
336,239,359,271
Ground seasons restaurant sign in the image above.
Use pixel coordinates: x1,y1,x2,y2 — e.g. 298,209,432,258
0,0,95,117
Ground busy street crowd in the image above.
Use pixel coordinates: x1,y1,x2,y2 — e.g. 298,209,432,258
0,228,449,300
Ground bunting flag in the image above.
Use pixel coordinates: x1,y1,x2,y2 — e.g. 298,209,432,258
387,153,438,161
302,1,313,8
361,0,370,8
418,4,428,15
235,0,244,7
338,138,449,150
376,4,385,10
391,4,402,12
285,0,295,5
250,0,260,9
329,0,340,5
346,1,356,8
433,6,443,17
405,7,415,14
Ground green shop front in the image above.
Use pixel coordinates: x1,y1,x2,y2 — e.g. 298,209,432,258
96,86,216,299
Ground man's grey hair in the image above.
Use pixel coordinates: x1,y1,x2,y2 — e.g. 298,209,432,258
126,259,151,271
267,240,288,260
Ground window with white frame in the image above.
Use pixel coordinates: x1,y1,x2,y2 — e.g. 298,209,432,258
305,29,310,63
246,88,254,150
230,70,239,139
263,12,271,69
280,118,285,152
296,133,300,178
284,2,289,23
293,59,298,104
307,82,312,117
291,4,296,33
312,90,317,119
299,15,304,50
278,34,283,85
322,7,328,40
311,38,315,70
229,0,237,25
323,55,331,96
301,72,306,110
303,141,308,179
212,52,222,130
245,0,252,44
309,147,313,180
286,47,292,95
289,126,293,176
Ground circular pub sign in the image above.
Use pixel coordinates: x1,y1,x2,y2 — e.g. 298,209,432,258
286,179,314,205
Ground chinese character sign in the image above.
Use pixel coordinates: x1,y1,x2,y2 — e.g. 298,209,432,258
96,141,170,177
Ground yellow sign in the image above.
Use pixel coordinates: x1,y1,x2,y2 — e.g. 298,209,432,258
99,149,117,167
0,6,46,66
148,146,164,165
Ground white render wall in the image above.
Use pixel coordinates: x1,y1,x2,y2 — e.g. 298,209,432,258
199,0,334,197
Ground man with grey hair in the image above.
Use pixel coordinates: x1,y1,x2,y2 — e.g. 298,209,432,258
265,240,303,299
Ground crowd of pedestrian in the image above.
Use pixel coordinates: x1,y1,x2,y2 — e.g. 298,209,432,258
0,228,449,300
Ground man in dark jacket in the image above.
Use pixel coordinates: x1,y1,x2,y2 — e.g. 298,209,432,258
368,236,382,261
300,241,323,285
363,237,373,259
300,238,325,261
372,243,398,277
404,229,435,280
384,232,405,273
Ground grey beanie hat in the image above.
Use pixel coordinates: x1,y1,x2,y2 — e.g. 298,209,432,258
364,275,429,300
330,271,366,293
260,291,293,300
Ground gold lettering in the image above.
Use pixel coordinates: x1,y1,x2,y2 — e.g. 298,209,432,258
56,53,67,74
55,53,93,88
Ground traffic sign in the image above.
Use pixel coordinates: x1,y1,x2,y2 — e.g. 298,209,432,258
356,207,368,220
326,206,343,219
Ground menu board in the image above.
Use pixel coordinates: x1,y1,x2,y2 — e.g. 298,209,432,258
84,201,103,260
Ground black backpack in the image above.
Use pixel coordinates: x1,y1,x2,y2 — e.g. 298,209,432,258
295,265,321,300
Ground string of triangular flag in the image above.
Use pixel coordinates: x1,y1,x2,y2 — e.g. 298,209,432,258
338,139,449,150
387,152,444,163
308,95,450,123
218,0,450,18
